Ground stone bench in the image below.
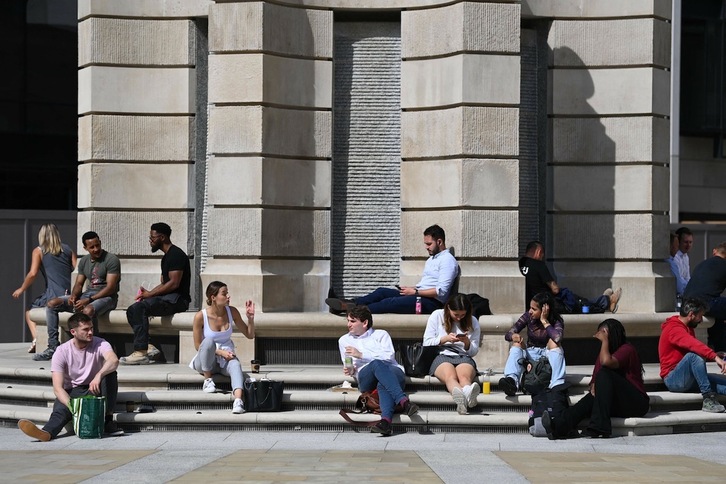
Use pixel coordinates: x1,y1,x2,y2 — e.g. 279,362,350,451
30,308,711,369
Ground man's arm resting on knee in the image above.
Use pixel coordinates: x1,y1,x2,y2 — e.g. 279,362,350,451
89,350,119,395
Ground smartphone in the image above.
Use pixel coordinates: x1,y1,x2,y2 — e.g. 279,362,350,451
456,333,467,338
395,285,401,290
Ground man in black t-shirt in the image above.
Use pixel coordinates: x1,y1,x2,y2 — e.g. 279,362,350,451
121,222,191,365
684,242,726,351
519,241,621,314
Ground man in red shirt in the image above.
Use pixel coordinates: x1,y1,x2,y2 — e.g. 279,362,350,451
658,298,726,412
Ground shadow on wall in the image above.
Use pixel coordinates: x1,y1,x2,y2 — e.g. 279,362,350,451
547,46,616,299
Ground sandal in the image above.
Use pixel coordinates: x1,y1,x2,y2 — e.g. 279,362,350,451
27,340,37,354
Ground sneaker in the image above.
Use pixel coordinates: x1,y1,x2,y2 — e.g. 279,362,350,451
541,410,555,440
119,351,150,365
202,378,216,393
370,419,392,436
401,399,419,417
32,347,55,361
602,288,613,297
18,419,50,442
465,382,480,408
702,393,725,413
146,344,166,363
232,398,245,414
609,288,622,313
452,387,467,415
498,377,518,397
103,420,124,436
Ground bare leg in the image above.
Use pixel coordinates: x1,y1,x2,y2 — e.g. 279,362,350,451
434,363,462,392
24,310,37,340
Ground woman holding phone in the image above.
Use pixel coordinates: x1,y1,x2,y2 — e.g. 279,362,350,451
423,294,481,414
498,292,566,396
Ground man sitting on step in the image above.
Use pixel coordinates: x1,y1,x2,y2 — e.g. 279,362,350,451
658,297,726,413
326,224,458,315
18,312,123,440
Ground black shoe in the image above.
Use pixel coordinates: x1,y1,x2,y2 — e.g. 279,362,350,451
498,377,517,397
370,419,393,436
402,399,419,417
32,347,55,361
581,428,610,439
103,420,124,437
328,287,338,300
325,298,355,314
541,410,555,440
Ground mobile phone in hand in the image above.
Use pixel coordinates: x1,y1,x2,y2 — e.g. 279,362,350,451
395,285,401,290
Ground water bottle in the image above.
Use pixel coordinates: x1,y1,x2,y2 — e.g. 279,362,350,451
415,297,422,315
482,368,492,394
344,356,355,374
676,294,682,313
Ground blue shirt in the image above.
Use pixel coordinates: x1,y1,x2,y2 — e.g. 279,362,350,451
416,249,459,303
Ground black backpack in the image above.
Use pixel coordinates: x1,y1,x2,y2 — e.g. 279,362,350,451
519,356,552,396
466,293,492,317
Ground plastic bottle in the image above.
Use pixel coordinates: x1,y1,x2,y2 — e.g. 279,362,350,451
415,297,422,315
676,294,682,313
482,368,492,394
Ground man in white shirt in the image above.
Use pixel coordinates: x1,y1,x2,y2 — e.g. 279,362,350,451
673,227,694,295
326,224,459,314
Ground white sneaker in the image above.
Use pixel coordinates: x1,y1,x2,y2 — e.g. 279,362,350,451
466,383,480,408
232,398,245,414
452,387,467,415
202,378,216,393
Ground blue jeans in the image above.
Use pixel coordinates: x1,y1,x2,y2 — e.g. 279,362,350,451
357,360,407,420
663,352,726,395
191,338,245,392
126,294,189,351
504,345,566,389
46,293,117,346
355,287,442,314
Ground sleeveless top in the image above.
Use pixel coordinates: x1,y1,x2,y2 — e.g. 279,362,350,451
189,306,235,369
34,243,73,306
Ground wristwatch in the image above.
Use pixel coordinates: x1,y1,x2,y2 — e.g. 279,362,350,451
415,288,419,296
88,296,94,303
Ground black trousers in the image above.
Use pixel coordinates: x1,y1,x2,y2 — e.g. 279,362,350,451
42,371,118,439
126,294,188,351
555,367,649,437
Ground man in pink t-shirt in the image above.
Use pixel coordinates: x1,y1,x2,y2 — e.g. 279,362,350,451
18,313,123,440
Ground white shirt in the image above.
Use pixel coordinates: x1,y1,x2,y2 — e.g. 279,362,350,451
416,249,459,303
423,308,480,357
338,328,402,374
673,251,690,294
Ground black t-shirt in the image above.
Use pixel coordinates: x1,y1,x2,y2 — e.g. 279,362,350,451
684,256,726,300
519,256,555,310
162,244,191,302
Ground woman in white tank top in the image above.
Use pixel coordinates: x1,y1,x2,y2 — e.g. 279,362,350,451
189,281,255,413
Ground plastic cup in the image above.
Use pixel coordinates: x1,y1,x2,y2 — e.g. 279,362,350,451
250,359,260,373
482,381,491,394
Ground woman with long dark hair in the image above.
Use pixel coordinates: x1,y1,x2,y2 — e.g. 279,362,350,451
542,318,650,439
423,294,481,414
499,291,566,396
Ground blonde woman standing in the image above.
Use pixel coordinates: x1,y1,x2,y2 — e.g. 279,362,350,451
12,224,76,356
189,281,255,414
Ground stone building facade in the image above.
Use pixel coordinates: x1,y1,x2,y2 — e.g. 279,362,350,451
77,0,675,314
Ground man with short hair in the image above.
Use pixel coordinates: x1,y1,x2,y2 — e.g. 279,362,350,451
339,305,418,436
18,312,123,440
658,297,726,413
34,231,121,361
326,224,458,314
673,227,694,295
121,222,191,365
518,241,621,314
684,241,726,351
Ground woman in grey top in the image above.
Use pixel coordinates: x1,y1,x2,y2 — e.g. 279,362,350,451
12,224,76,353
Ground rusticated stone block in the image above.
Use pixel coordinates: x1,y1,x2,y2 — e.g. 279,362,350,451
208,53,332,107
78,115,193,162
78,0,211,19
207,157,330,207
209,106,331,158
78,66,196,115
209,2,332,58
522,0,671,19
401,210,518,259
402,54,519,108
549,18,670,68
551,213,669,259
552,116,669,163
402,158,518,208
78,163,192,209
551,67,670,116
402,107,518,159
402,2,520,58
79,18,195,67
77,211,192,257
552,165,669,212
207,207,329,257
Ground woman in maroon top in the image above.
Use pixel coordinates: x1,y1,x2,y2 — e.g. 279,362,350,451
542,318,650,439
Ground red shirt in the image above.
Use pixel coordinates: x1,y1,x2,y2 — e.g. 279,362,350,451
592,342,647,397
658,315,717,379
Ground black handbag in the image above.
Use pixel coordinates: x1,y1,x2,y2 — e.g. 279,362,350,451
400,343,442,377
243,379,284,412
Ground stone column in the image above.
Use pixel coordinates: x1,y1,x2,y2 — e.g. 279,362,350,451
204,2,333,311
548,10,673,312
401,1,522,312
77,7,204,308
